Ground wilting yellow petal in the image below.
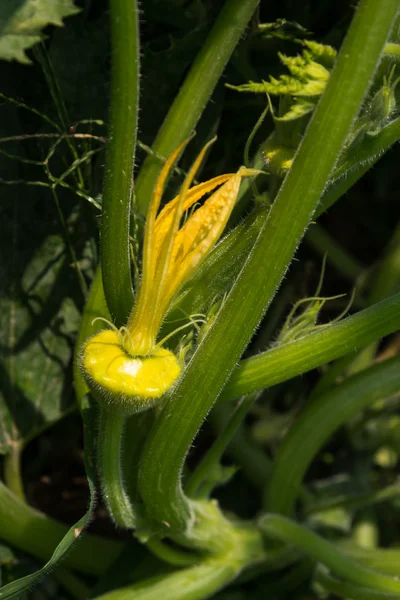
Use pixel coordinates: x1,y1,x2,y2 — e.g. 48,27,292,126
152,139,217,302
131,138,217,349
126,132,259,355
154,173,234,262
162,167,258,305
132,138,192,343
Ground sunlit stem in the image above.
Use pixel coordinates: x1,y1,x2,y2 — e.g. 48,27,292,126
97,408,136,528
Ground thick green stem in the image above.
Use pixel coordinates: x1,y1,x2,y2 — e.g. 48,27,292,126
0,481,121,576
134,0,259,215
265,356,400,516
94,523,266,600
97,409,136,528
260,515,400,594
146,538,200,567
123,411,155,504
100,0,139,325
3,443,25,502
138,0,399,533
316,566,400,600
316,117,400,217
339,544,400,577
93,558,244,600
221,291,400,401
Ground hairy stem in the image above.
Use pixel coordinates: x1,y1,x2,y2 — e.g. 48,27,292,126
100,0,139,324
222,291,400,401
3,443,25,502
265,356,400,516
317,117,400,217
97,409,136,528
138,0,399,533
260,515,400,593
315,566,400,600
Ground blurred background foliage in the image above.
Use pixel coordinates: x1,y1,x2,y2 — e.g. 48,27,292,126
1,0,400,598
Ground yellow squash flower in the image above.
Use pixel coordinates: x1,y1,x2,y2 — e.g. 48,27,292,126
81,138,258,414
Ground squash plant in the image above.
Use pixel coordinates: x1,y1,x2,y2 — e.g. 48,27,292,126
1,0,400,599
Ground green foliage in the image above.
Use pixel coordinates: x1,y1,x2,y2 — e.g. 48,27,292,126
1,0,400,599
228,38,338,174
0,0,79,64
0,224,80,454
227,40,336,123
349,66,400,145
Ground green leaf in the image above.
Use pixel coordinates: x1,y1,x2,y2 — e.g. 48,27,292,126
0,396,97,599
0,0,79,64
275,98,316,121
257,19,310,42
0,206,81,455
163,209,265,338
227,40,335,98
303,40,337,68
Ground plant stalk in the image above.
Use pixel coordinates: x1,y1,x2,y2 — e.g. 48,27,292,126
100,0,139,325
138,0,399,533
222,291,400,401
3,443,25,502
97,408,136,528
260,515,400,593
265,356,400,516
315,566,400,600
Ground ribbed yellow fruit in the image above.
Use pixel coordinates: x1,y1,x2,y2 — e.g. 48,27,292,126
81,330,181,414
